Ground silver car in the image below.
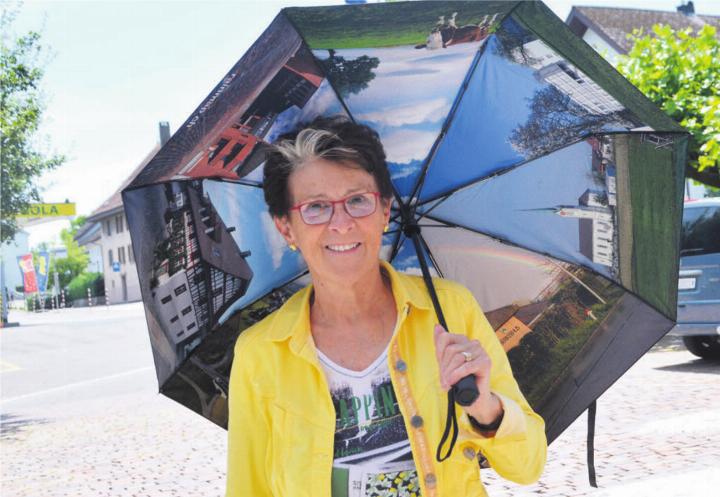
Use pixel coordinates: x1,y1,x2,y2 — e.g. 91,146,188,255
670,198,720,359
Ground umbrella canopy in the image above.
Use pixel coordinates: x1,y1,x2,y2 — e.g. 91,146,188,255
123,0,687,454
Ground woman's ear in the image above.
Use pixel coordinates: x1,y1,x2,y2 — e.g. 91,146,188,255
382,197,392,224
273,215,296,246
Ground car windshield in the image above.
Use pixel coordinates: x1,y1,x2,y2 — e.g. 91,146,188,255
681,205,720,256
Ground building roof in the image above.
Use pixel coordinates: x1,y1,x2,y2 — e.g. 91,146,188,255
74,220,101,246
566,6,720,53
87,145,160,222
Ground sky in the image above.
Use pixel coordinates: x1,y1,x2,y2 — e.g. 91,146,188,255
8,0,719,248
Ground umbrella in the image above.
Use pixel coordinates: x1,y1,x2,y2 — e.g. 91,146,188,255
122,0,687,479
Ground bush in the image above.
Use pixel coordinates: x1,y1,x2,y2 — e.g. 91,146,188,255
66,272,104,301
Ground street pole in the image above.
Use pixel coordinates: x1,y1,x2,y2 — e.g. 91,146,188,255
1,258,8,326
53,272,60,310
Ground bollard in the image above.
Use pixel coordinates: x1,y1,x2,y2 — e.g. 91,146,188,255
105,288,110,307
36,293,41,312
87,287,93,307
61,290,65,309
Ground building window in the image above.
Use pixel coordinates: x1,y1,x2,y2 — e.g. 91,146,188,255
174,284,187,296
128,244,134,264
116,215,124,233
108,249,113,266
161,295,172,304
119,246,126,264
104,220,112,237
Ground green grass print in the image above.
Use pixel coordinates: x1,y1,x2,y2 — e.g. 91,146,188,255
284,1,516,49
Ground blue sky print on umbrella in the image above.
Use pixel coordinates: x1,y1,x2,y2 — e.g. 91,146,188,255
201,180,306,323
418,16,643,202
424,138,620,282
313,38,483,199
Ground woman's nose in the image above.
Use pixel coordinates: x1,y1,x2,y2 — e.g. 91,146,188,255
327,203,354,232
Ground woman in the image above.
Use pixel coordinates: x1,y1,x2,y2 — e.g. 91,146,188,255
226,116,546,497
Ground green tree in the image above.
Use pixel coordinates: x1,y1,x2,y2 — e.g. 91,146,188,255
0,9,65,243
319,49,380,99
616,24,720,189
51,216,89,288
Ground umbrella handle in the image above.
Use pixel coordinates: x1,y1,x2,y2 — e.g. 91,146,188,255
452,374,479,406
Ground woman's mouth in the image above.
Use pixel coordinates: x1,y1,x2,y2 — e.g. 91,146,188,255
325,242,361,253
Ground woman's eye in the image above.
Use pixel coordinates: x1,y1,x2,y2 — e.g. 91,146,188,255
306,201,330,212
347,195,368,206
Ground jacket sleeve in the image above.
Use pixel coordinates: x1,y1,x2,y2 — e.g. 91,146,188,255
455,285,548,485
226,333,272,497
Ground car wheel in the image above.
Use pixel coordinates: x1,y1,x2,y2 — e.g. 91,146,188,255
682,335,720,360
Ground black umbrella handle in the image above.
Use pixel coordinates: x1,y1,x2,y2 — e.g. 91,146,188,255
452,374,479,406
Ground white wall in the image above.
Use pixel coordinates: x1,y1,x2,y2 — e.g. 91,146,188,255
98,212,141,303
582,29,621,65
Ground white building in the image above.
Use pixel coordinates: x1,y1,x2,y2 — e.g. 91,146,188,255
514,39,625,115
565,3,718,65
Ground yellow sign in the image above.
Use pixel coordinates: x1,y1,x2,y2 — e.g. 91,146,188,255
494,316,533,352
17,203,76,218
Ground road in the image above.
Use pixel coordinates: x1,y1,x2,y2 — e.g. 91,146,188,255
1,304,719,496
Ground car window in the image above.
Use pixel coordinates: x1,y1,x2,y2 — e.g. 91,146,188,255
681,206,720,256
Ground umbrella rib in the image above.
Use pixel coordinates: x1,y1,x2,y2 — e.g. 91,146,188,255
408,38,491,203
421,212,675,321
122,176,264,196
416,130,686,209
418,232,444,279
420,212,605,282
416,133,594,208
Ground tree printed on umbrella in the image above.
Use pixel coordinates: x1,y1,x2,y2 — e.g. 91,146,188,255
319,49,380,98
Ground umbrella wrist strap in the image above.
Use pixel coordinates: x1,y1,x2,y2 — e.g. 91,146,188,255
436,389,459,462
587,400,598,487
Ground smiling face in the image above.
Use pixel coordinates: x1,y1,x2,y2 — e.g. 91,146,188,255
273,157,391,286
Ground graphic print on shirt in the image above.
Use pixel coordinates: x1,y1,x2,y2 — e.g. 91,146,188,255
317,347,421,497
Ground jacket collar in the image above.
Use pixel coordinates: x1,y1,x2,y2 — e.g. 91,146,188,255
266,260,432,350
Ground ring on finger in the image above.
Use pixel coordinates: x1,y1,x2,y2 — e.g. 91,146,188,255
461,351,473,362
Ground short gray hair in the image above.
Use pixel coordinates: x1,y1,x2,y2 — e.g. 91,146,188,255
263,116,393,218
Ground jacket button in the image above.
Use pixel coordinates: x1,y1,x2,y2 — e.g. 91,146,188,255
410,415,424,428
424,473,437,488
395,359,407,373
463,447,477,460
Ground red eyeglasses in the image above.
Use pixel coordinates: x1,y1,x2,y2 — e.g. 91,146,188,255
289,192,381,225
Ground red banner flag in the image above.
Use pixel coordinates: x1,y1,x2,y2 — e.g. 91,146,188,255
17,254,38,293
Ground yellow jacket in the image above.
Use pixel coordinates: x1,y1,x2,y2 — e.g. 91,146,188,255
226,260,547,497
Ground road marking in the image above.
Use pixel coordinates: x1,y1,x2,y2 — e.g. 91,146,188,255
1,366,155,404
0,359,22,373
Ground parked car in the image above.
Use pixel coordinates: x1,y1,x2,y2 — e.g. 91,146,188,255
669,198,720,360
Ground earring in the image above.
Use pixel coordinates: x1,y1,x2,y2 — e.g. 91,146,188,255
383,225,389,233
289,244,297,251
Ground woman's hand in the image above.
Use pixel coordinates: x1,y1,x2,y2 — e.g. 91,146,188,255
433,324,503,425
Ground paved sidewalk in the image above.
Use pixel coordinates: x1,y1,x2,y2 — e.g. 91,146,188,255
1,330,718,496
483,345,720,497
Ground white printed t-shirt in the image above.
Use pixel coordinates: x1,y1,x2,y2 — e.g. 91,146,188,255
317,341,421,497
